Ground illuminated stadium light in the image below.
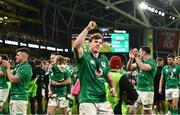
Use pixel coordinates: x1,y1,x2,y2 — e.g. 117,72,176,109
0,39,3,43
65,49,68,52
5,40,18,45
40,45,46,49
155,10,158,13
20,42,27,46
158,11,162,15
150,8,155,12
57,48,63,52
147,7,152,11
105,6,110,10
172,17,175,20
4,16,8,19
47,46,56,51
28,43,39,49
139,2,148,9
161,12,165,16
0,17,3,21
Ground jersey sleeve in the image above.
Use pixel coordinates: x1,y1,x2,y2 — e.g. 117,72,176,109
15,65,32,81
0,66,6,76
64,71,71,79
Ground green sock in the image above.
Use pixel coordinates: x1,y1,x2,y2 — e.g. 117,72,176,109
0,111,3,114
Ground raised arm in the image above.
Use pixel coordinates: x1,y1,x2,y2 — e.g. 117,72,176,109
73,21,96,59
126,49,137,71
133,48,152,71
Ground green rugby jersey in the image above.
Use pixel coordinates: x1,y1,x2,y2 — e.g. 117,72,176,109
50,65,70,97
137,58,157,92
10,61,32,100
0,66,8,89
162,65,180,89
77,52,110,103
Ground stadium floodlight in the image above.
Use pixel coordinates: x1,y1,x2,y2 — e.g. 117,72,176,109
0,39,3,43
4,16,8,19
147,7,152,11
0,17,3,21
65,49,68,52
150,8,155,12
158,11,162,15
139,2,148,9
161,12,165,16
28,43,39,49
105,6,110,10
172,17,175,20
155,10,158,13
47,46,56,51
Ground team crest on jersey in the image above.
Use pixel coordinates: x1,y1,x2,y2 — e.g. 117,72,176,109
173,68,176,72
101,62,106,68
90,60,95,65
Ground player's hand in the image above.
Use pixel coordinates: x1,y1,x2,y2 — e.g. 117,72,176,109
129,49,135,59
158,87,162,94
2,60,10,69
133,48,139,57
86,21,97,31
129,79,136,85
110,88,116,97
50,80,58,86
48,91,52,98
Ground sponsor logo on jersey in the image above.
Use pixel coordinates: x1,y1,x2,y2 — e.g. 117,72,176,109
101,62,106,68
90,60,95,65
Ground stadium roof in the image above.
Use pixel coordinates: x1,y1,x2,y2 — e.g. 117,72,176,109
0,0,180,47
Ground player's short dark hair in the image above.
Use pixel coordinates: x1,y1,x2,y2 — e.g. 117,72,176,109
0,54,9,61
167,54,174,59
156,57,164,62
140,46,151,54
89,33,103,42
16,48,29,55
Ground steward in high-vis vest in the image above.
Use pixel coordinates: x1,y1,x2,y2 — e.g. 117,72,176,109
106,56,138,114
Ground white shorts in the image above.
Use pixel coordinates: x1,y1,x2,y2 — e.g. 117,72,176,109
0,89,9,106
79,102,113,115
136,91,154,110
165,88,179,100
9,100,28,115
48,96,69,108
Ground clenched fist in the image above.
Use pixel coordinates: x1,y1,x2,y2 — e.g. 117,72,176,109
86,21,97,31
2,60,10,69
